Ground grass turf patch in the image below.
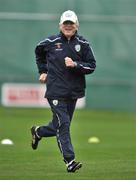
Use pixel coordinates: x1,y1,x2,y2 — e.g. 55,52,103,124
0,107,135,180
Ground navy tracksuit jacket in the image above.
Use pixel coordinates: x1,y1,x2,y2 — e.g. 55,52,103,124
35,32,96,163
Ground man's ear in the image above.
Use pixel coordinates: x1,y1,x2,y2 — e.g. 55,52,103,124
76,24,79,30
59,24,62,31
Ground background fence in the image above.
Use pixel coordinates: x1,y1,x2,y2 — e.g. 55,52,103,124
0,0,136,111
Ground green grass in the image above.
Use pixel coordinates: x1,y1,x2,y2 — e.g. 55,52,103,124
0,107,136,180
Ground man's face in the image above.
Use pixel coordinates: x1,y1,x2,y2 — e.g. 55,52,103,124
60,21,78,38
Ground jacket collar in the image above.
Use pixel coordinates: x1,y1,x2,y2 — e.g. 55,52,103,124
59,31,77,41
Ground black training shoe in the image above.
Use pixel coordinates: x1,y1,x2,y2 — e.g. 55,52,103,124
67,161,82,173
31,126,41,150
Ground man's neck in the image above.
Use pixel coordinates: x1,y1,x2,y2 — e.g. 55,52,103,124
60,32,77,40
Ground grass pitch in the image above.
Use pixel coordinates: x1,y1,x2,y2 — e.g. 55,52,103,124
0,107,135,180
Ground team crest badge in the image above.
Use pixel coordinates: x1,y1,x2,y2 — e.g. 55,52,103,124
53,100,58,106
75,44,81,52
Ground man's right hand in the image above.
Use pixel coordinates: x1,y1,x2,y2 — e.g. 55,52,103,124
39,73,47,83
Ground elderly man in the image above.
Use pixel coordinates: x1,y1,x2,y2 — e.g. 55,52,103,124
31,10,96,172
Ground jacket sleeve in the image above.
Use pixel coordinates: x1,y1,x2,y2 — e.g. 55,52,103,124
35,40,48,74
74,43,96,75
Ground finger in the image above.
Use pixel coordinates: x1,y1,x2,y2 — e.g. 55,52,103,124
40,79,45,83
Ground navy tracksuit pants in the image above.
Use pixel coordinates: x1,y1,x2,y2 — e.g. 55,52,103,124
37,98,77,163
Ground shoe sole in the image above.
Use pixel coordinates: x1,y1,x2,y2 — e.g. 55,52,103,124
31,126,37,150
67,163,82,173
73,163,82,172
31,126,35,136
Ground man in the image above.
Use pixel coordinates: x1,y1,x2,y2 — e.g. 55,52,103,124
31,10,96,172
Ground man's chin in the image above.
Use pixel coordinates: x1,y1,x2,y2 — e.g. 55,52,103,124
64,32,75,37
